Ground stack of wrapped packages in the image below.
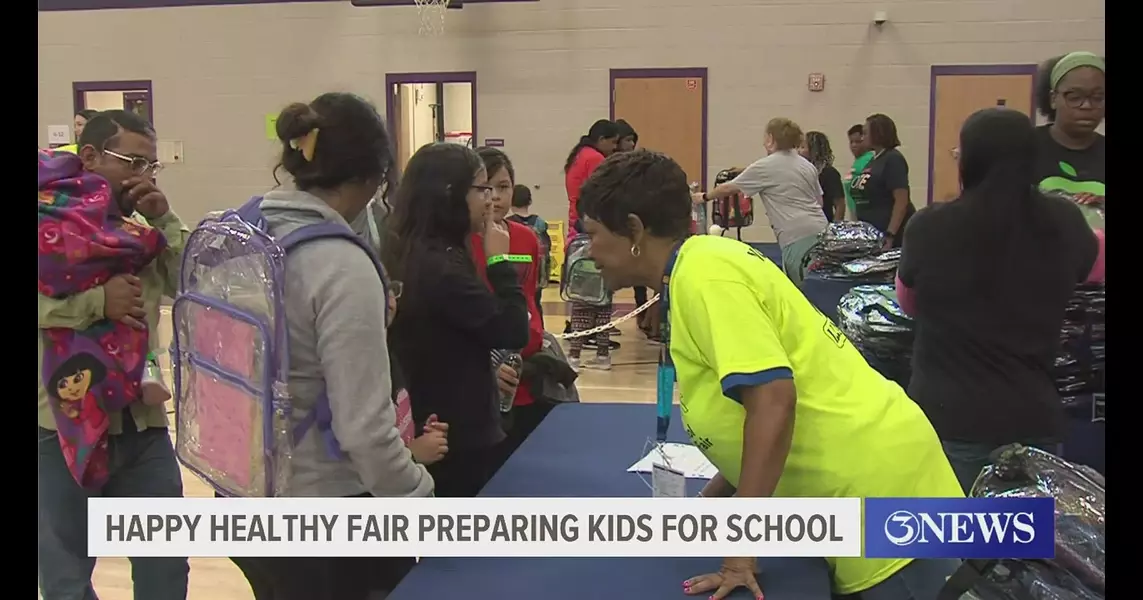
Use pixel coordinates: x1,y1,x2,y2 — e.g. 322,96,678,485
1056,284,1106,412
806,221,901,282
837,285,914,388
955,445,1105,600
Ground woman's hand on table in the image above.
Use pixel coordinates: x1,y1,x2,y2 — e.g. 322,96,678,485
698,473,736,498
683,557,763,600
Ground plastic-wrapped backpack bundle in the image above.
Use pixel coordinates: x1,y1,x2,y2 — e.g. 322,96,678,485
806,221,888,279
1042,190,1105,232
1056,284,1105,411
832,248,901,282
956,445,1105,600
837,285,913,388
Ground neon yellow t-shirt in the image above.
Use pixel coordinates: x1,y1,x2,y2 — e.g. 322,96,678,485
57,144,79,154
667,235,963,595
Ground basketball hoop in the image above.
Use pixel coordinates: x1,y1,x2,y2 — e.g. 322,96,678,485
414,0,449,35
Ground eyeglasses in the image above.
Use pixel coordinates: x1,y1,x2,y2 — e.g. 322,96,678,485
104,149,164,176
471,184,494,196
1058,90,1105,110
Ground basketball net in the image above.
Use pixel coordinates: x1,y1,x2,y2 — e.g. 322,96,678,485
414,0,449,35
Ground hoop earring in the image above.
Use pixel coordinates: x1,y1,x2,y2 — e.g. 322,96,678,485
630,244,641,258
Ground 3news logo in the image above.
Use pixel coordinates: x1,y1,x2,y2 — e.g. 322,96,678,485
864,498,1056,559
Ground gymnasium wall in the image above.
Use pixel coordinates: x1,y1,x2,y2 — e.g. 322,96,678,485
37,0,1104,242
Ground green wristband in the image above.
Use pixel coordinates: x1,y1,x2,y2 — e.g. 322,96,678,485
505,254,533,264
487,255,508,266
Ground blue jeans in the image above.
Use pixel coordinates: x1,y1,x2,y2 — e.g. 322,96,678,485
38,426,189,600
834,558,961,600
942,439,1061,495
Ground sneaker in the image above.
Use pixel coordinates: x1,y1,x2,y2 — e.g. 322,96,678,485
586,355,612,371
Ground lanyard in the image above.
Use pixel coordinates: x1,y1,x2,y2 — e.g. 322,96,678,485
655,241,685,442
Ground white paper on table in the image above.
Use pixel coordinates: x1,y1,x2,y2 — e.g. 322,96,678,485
627,443,718,479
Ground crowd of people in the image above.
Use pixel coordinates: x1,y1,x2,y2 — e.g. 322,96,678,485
37,49,1103,600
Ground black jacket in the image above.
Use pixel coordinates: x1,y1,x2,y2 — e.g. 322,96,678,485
389,241,530,450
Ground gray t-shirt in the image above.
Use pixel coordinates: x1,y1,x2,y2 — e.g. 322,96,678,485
730,150,828,247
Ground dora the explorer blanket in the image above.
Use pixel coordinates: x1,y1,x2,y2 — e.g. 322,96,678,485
38,149,166,488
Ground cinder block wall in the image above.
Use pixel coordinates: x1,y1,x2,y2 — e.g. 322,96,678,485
38,0,1104,242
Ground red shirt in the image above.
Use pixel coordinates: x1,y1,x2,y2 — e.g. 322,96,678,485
565,146,606,232
470,220,545,406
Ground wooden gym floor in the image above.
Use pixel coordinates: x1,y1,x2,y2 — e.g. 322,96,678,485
78,287,660,599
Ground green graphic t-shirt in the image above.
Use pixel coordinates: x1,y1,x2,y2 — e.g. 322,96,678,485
1034,125,1104,228
843,151,874,218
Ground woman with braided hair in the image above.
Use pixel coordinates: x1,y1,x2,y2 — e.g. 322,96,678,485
799,131,846,223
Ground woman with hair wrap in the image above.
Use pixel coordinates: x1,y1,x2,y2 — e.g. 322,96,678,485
1034,52,1105,210
896,108,1104,493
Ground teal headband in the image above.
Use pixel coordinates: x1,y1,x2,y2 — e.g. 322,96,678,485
1051,52,1105,89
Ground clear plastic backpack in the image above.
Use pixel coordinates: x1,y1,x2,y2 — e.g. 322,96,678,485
560,233,610,306
172,197,388,497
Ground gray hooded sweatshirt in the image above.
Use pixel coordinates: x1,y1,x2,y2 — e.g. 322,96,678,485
260,190,433,498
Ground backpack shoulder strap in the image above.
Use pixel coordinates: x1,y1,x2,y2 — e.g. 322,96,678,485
279,221,391,461
234,196,267,228
279,222,389,291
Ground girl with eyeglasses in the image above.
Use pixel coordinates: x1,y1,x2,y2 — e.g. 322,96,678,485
469,147,549,462
384,143,531,498
1034,53,1105,209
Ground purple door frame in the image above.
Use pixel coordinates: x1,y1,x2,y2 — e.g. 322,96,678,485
384,71,477,149
926,64,1037,205
74,80,155,127
609,68,709,189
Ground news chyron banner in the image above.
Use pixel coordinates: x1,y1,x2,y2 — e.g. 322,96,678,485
89,497,861,558
864,497,1056,559
88,496,1056,560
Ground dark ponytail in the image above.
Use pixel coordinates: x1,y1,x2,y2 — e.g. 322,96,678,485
958,108,1056,289
563,119,620,172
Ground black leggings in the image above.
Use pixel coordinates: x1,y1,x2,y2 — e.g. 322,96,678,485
497,402,554,463
633,286,648,306
231,555,415,600
427,442,506,498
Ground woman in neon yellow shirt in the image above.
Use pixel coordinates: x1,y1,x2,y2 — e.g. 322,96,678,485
577,149,964,600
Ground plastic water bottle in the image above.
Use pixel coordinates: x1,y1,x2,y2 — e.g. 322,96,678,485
499,353,523,413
